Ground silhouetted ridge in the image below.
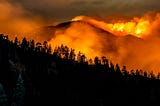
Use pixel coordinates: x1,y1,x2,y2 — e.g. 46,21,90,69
55,21,72,28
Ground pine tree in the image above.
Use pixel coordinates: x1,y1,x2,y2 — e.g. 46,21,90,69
14,37,19,46
0,83,8,106
12,74,25,106
69,48,76,61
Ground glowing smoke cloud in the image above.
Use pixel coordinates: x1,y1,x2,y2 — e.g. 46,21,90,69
49,12,160,74
0,1,44,41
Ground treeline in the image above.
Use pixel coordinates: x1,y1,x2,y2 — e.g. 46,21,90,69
0,34,160,105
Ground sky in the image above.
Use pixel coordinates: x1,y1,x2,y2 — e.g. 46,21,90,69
3,0,160,22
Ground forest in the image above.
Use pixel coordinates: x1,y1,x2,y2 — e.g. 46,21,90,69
0,34,160,105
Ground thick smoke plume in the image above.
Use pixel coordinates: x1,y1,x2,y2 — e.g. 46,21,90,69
49,12,160,74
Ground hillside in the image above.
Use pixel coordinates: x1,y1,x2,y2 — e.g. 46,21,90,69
0,34,160,105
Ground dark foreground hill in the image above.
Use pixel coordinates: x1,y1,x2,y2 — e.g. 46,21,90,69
0,34,160,105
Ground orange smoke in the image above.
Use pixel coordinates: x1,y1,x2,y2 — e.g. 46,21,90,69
49,21,103,59
49,14,153,59
48,12,160,74
1,2,160,75
0,1,44,41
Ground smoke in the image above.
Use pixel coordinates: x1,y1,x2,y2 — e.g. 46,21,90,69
1,0,160,74
49,12,160,74
0,1,45,41
49,21,105,59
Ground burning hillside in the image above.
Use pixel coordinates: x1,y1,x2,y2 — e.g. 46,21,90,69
1,5,160,74
48,12,160,74
71,15,150,38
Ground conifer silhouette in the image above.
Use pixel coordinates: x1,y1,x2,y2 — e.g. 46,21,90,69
12,74,25,106
0,83,8,106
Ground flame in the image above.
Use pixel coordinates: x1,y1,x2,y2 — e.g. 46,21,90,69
49,15,152,60
72,16,151,38
48,13,160,74
71,16,85,22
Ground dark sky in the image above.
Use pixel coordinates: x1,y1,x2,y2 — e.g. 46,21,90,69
4,0,160,21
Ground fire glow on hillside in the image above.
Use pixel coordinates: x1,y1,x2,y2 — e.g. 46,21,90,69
48,12,160,74
72,15,150,38
1,3,160,74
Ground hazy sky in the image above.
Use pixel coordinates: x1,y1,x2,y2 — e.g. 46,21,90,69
4,0,160,21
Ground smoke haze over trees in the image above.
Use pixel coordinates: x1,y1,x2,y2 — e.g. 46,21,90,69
0,34,160,105
1,0,160,105
1,4,160,74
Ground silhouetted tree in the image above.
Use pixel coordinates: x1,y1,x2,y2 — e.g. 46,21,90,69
69,48,76,61
115,64,121,73
149,71,155,79
144,71,148,77
47,44,52,54
130,70,135,76
77,51,82,62
12,74,25,106
88,58,93,64
0,83,8,106
157,72,160,80
21,37,28,50
42,41,48,53
94,56,101,65
109,62,114,71
35,42,42,52
101,56,108,65
80,55,86,63
64,46,69,59
14,37,19,46
136,69,140,76
139,69,143,76
29,40,35,50
122,66,128,76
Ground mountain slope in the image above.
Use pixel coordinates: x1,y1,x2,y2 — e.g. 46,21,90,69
34,18,152,72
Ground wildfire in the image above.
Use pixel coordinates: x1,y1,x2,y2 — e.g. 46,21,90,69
48,15,152,59
72,16,151,38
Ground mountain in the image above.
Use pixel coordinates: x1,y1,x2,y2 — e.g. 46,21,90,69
35,18,144,59
32,17,148,72
38,17,143,40
38,21,110,38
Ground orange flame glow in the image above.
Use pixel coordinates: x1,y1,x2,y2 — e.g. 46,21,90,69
72,16,150,38
48,12,160,74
